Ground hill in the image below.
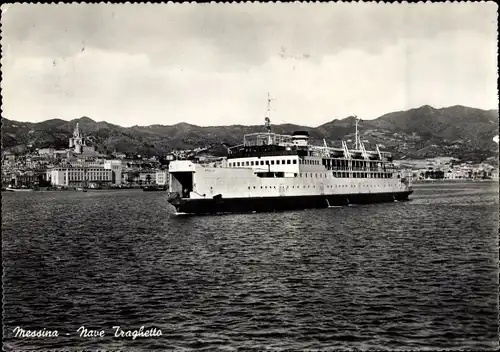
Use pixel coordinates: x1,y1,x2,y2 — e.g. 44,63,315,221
1,105,498,162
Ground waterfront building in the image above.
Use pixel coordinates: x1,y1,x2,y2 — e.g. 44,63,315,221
2,173,15,187
47,167,112,187
2,171,44,188
492,169,499,181
444,169,468,180
399,169,416,181
104,160,123,185
155,170,168,185
139,171,157,185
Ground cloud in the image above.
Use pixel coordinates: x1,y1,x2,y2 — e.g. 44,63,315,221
1,2,498,126
3,3,497,67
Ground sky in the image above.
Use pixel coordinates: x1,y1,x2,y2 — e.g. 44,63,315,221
1,3,498,127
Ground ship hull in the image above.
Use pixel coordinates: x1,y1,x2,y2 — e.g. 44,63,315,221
169,190,413,215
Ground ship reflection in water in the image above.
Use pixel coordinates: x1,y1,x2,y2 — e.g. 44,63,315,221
2,181,498,350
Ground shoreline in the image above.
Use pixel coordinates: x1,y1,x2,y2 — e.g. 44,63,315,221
412,179,498,184
1,187,153,192
3,179,495,193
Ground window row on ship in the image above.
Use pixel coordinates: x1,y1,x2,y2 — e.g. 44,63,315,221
229,158,299,167
227,158,391,173
301,171,393,179
325,160,389,171
255,171,394,179
246,183,396,190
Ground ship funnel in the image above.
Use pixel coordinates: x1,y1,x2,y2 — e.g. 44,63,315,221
292,131,309,146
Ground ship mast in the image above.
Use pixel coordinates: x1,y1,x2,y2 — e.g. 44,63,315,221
354,116,360,150
265,93,273,133
265,93,274,145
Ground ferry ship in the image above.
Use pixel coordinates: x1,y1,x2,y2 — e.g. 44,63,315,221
167,95,413,214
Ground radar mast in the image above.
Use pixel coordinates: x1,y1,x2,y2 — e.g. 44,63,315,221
265,93,273,133
354,116,360,150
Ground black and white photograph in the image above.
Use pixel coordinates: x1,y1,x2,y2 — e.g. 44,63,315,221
1,2,499,351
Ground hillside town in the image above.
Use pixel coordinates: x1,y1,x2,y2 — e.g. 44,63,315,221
1,123,498,190
396,157,499,182
1,123,170,190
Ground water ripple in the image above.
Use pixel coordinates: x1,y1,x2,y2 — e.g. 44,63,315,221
2,183,499,350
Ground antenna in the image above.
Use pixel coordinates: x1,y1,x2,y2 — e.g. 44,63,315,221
354,116,360,150
265,93,273,133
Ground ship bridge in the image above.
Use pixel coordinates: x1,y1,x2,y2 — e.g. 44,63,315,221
228,132,309,160
243,132,294,147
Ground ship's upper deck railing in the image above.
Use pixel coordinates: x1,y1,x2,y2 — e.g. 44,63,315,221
235,132,392,161
243,132,294,147
307,145,392,160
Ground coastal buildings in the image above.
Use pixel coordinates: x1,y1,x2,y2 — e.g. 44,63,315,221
155,170,168,185
120,170,167,185
492,169,499,181
43,159,124,187
2,171,43,188
1,123,174,189
139,171,157,185
104,160,123,185
444,169,468,180
395,157,498,181
47,167,113,187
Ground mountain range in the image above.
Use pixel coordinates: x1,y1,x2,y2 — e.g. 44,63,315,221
1,105,499,162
